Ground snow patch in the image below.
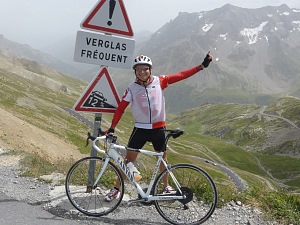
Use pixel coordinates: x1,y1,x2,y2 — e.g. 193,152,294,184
280,12,290,16
220,33,228,40
234,41,240,48
198,12,204,19
240,21,268,44
264,35,269,43
202,23,213,32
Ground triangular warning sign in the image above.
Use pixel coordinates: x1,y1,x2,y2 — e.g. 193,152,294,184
73,67,121,113
81,0,134,37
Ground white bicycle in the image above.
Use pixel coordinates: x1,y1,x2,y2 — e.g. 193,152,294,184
65,129,217,225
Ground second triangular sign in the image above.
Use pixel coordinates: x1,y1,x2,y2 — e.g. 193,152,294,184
73,67,121,113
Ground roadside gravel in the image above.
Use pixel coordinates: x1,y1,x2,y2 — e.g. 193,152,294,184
0,148,279,225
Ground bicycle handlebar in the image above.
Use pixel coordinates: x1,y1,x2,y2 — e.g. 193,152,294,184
85,128,184,152
96,128,184,139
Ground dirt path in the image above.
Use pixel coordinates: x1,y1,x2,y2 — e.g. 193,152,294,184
0,107,85,163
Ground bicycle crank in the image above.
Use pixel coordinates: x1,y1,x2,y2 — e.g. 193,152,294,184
177,186,193,204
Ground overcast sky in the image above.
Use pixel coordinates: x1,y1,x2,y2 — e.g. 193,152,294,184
0,0,300,51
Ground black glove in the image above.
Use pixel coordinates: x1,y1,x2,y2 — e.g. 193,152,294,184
201,51,213,68
107,128,115,134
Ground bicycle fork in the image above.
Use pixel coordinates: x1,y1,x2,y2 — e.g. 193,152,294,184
87,157,110,192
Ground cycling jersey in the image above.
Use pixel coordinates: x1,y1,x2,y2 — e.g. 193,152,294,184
111,65,202,129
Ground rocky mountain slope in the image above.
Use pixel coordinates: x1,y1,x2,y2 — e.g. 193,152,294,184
1,4,300,114
133,4,300,112
63,4,300,113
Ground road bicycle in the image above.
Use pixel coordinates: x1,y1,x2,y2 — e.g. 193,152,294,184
65,129,217,225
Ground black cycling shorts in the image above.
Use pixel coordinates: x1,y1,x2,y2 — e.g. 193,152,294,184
127,127,167,152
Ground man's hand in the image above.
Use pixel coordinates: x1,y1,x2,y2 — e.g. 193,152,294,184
201,51,213,68
105,128,115,134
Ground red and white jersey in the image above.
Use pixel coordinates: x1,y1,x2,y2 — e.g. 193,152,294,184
124,76,166,129
111,65,202,129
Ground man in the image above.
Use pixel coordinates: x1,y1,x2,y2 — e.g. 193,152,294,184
105,52,213,202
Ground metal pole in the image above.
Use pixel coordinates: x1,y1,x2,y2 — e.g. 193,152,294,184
86,113,102,192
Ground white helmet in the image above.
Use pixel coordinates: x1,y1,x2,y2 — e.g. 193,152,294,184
132,55,152,69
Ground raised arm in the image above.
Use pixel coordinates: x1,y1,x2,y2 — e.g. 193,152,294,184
160,52,213,88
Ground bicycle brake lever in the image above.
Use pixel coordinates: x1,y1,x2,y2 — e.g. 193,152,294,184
86,132,97,147
85,132,91,147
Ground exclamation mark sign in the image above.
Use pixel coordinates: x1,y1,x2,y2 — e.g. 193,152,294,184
107,0,116,26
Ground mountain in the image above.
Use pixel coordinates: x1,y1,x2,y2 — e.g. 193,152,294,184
77,4,300,113
0,34,95,78
1,4,300,114
0,49,87,96
132,4,300,112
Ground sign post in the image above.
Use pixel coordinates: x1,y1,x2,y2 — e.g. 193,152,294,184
86,113,102,191
73,0,135,188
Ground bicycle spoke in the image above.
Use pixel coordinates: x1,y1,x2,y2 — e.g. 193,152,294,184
153,164,217,225
65,157,124,217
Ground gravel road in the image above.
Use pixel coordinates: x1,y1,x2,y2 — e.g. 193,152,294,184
0,148,279,225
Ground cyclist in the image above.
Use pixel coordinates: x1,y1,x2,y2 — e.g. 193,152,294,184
104,52,213,202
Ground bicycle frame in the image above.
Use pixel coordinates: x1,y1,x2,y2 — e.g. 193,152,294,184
91,135,185,203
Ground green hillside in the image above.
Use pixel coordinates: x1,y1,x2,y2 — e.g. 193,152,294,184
169,100,300,190
0,53,299,224
1,59,299,191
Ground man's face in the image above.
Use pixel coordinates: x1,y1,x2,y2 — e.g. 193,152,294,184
135,64,151,82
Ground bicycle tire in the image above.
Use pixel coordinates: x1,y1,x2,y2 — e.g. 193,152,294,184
65,156,124,217
153,164,217,225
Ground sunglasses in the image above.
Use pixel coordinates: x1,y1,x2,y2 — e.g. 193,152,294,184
135,67,150,72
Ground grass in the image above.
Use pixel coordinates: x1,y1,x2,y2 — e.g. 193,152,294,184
241,186,300,224
253,152,300,189
1,62,300,224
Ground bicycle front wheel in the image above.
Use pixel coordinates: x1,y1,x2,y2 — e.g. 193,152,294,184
65,157,124,217
153,164,217,225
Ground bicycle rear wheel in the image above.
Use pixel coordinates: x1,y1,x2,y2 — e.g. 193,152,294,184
153,164,217,225
65,156,124,217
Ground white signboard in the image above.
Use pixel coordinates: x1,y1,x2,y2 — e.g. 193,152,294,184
74,30,135,69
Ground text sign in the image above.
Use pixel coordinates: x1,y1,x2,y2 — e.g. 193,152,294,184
74,30,135,69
